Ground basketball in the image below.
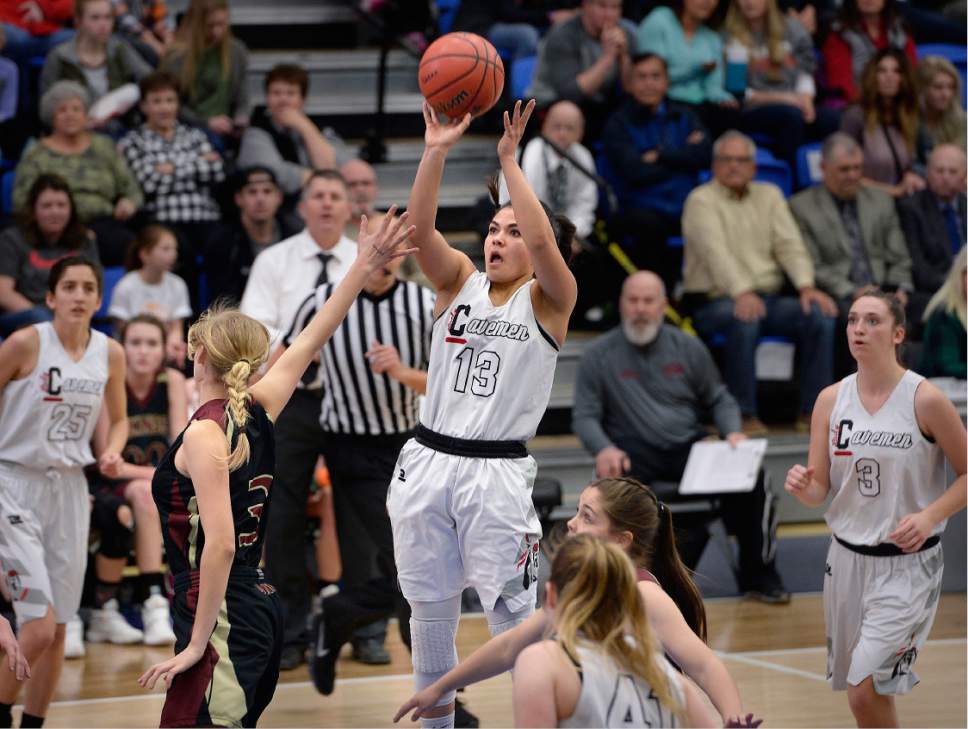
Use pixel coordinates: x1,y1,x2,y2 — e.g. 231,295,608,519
418,32,505,119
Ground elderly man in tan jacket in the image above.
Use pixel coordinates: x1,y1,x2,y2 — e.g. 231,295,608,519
682,130,838,433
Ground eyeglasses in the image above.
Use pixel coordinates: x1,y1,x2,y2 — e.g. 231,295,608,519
715,155,754,165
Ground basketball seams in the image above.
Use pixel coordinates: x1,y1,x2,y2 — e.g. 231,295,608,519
419,32,505,118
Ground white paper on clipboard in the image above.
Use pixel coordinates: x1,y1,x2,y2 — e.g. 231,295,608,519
678,439,768,495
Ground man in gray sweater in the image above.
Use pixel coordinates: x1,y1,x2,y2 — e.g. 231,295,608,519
573,270,789,603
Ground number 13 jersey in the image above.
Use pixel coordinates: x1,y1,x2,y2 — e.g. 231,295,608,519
0,322,108,469
826,371,947,545
422,272,560,441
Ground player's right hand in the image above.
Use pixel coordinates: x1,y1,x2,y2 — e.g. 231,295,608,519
596,446,630,479
0,616,28,681
393,686,444,723
422,101,471,151
784,464,814,494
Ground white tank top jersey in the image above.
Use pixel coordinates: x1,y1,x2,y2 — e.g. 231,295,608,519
825,371,948,545
559,643,683,728
0,322,109,469
421,271,559,441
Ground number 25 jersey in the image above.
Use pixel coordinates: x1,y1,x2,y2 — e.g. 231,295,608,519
826,371,947,545
422,272,560,442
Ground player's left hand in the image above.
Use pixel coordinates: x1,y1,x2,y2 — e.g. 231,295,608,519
0,616,28,681
497,99,536,161
889,511,934,553
357,206,417,272
138,643,206,690
99,451,124,479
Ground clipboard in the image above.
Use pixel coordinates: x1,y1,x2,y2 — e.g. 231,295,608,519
678,439,768,495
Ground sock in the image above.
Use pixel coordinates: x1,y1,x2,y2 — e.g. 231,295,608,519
137,572,165,602
420,712,454,729
19,713,44,728
94,579,121,609
0,702,12,728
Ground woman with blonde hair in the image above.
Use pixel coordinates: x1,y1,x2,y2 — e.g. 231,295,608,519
162,0,249,140
918,56,967,150
136,208,416,727
840,47,932,196
920,247,967,379
512,535,718,727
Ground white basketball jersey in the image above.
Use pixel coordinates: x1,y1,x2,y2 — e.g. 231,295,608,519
826,371,948,545
421,272,559,441
560,644,683,729
0,322,109,469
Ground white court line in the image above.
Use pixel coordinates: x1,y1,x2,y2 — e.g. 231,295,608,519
41,638,967,710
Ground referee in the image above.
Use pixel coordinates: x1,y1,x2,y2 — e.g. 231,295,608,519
283,238,434,666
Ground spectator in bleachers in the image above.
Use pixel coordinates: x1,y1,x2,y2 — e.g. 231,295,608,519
117,70,225,282
897,143,966,298
452,0,578,62
161,0,249,142
203,166,299,304
682,130,837,433
0,174,99,337
820,0,917,108
237,63,340,217
108,224,190,365
920,246,966,379
13,81,143,266
528,0,633,141
720,0,839,169
0,30,17,123
789,131,911,371
341,158,379,240
840,48,930,197
40,0,151,125
85,313,185,647
111,0,173,67
240,170,356,671
602,53,710,293
572,270,789,602
500,99,597,243
918,56,966,151
636,0,737,135
0,0,74,67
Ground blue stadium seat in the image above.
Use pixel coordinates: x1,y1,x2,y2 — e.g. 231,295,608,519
436,0,460,35
93,266,126,334
510,55,537,100
917,43,967,107
1,170,14,217
795,142,823,190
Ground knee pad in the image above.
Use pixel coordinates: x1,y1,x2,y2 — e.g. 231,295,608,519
409,597,461,706
91,492,134,558
484,597,532,639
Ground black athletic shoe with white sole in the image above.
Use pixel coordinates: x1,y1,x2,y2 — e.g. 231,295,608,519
309,606,339,695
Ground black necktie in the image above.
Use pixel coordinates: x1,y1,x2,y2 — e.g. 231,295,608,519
301,253,333,386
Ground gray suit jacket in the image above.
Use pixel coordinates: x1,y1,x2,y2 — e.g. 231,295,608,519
789,184,912,300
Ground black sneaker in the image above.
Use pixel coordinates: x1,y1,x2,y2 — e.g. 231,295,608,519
743,569,791,605
308,605,340,695
352,635,391,665
454,698,480,728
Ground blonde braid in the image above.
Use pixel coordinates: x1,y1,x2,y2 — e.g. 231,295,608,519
223,359,252,472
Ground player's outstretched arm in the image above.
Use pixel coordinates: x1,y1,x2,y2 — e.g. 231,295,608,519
394,609,547,723
408,102,476,304
785,384,836,507
251,208,416,421
499,100,577,346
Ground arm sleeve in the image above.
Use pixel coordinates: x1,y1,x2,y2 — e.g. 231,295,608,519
897,199,945,292
687,337,742,435
282,290,318,348
109,141,144,207
568,146,599,239
790,195,852,299
770,189,815,289
107,276,133,319
571,348,615,456
602,112,674,187
239,253,284,346
12,149,41,214
538,28,588,102
881,203,913,289
682,190,754,296
38,0,75,23
518,140,548,203
702,33,734,104
237,127,306,195
789,18,817,77
230,41,251,121
189,128,226,185
121,40,152,82
656,112,711,171
636,10,670,57
119,130,172,195
169,275,192,319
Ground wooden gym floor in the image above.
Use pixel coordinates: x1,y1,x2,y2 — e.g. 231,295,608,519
35,593,967,728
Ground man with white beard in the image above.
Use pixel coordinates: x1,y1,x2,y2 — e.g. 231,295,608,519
572,270,789,603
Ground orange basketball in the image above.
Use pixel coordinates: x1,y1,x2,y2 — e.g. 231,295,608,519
418,32,505,119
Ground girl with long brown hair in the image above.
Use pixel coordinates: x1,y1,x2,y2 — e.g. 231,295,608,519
840,48,931,196
395,477,749,726
512,535,718,727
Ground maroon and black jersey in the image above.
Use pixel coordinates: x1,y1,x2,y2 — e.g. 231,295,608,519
152,398,275,579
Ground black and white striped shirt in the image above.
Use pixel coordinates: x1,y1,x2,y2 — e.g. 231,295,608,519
284,279,435,436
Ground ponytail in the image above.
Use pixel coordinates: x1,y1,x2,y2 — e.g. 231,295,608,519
223,359,252,472
651,502,707,642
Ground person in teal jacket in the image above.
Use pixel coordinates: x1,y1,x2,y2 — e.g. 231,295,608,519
920,247,967,380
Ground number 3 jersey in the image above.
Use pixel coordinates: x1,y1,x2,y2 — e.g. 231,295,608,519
826,371,947,545
152,399,274,577
422,272,560,441
0,322,108,469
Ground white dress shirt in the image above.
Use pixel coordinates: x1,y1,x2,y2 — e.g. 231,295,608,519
240,229,358,351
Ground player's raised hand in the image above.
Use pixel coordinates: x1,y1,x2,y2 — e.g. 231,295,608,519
497,99,536,161
784,464,814,494
356,206,417,272
422,101,471,151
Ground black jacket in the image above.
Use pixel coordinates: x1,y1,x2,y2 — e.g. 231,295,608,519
896,189,966,293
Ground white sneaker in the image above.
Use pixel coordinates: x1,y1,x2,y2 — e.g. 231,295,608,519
64,614,85,659
86,599,144,644
141,594,176,646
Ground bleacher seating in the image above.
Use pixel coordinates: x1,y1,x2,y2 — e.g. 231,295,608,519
436,0,461,35
93,266,126,335
510,55,537,101
795,142,823,190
